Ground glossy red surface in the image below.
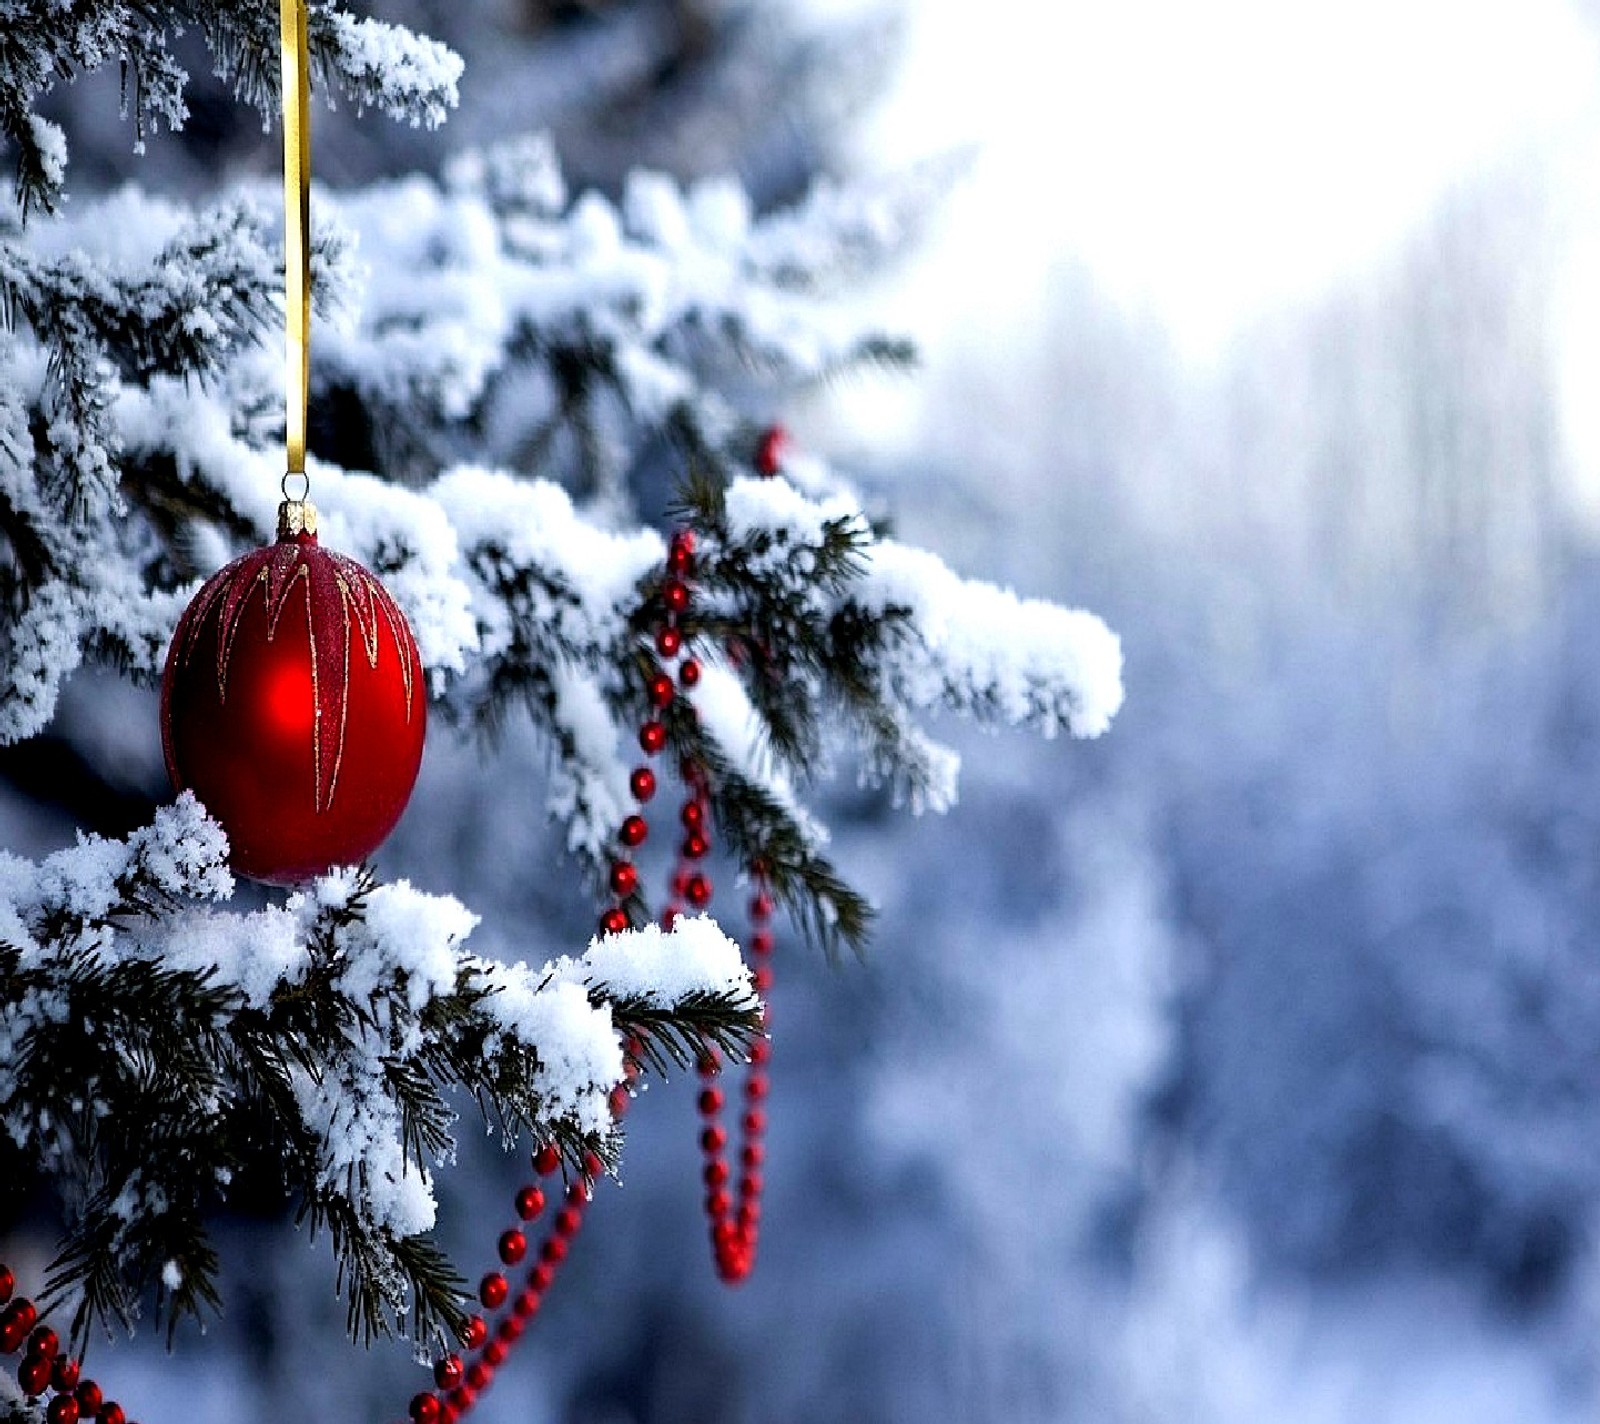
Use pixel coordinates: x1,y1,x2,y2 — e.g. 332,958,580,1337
160,532,426,885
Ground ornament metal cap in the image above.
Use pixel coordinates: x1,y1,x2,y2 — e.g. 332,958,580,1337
277,497,318,540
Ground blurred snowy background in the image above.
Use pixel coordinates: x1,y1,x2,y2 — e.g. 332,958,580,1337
9,0,1600,1420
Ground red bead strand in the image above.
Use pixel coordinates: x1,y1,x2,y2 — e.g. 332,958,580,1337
416,1143,611,1420
646,521,775,1286
597,537,698,941
693,876,774,1283
406,515,780,1421
0,1265,129,1424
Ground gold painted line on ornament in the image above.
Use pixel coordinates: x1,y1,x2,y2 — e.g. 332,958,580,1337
175,570,228,689
337,570,381,672
372,583,419,720
212,566,274,704
303,576,326,814
324,576,353,814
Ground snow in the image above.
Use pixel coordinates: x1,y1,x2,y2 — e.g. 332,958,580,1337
623,171,693,251
322,13,463,130
476,972,620,1136
310,150,935,436
21,184,193,267
27,115,67,192
720,474,1125,754
0,582,84,743
444,134,567,218
0,796,760,1242
160,907,305,1011
692,661,829,839
860,538,1126,738
546,661,633,861
573,914,755,1007
330,875,479,1013
5,795,233,946
722,471,865,553
432,465,663,628
687,177,753,252
291,1054,438,1238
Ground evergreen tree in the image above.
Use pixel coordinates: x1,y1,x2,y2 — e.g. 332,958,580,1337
0,1,1121,1417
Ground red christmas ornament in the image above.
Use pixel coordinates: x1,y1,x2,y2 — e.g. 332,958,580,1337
160,500,426,885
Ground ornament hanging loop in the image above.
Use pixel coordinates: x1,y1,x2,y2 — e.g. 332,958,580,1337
279,0,312,490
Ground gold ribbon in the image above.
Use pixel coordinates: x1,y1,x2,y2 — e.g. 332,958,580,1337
280,0,311,484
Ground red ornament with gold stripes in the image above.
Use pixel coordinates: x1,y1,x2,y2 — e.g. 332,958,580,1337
160,498,426,885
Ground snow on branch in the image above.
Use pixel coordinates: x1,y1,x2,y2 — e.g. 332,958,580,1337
0,797,759,1347
315,144,925,469
742,154,967,291
0,133,1118,962
313,11,462,130
702,474,1124,807
856,539,1125,740
0,141,936,738
0,2,463,214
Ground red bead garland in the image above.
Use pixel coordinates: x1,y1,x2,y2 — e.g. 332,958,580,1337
401,508,786,1420
412,1145,603,1422
0,1262,135,1424
633,524,774,1285
694,879,773,1283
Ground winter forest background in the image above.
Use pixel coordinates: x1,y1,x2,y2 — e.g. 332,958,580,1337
7,0,1600,1420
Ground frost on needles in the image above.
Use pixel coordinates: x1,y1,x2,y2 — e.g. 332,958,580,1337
0,797,759,1348
0,0,1122,1359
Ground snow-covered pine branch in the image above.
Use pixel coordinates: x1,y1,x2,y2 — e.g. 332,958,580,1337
1,164,1120,945
310,10,462,130
0,42,1123,1355
0,142,942,736
694,472,1123,803
0,144,1088,942
309,140,933,483
0,796,758,1349
0,1,460,214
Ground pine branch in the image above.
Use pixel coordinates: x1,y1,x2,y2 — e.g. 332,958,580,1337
2,798,770,1350
0,1,462,217
0,58,1125,1378
602,988,765,1077
675,713,875,960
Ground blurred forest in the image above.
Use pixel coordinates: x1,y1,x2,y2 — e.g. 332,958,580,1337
9,1,1600,1421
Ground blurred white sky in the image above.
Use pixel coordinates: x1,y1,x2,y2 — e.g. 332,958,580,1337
847,0,1598,356
810,0,1600,530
